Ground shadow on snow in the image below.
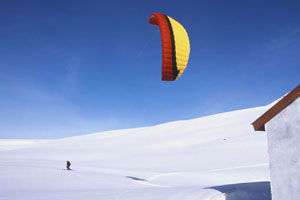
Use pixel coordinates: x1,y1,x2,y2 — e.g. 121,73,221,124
126,176,147,181
206,181,271,200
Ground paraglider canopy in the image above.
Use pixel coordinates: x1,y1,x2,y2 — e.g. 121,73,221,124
149,13,190,81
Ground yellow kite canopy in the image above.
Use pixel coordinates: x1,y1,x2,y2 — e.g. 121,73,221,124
149,13,190,81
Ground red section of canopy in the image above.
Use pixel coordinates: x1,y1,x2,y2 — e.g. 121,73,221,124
150,13,175,81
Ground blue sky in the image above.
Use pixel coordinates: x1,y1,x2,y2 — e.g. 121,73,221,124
1,0,300,139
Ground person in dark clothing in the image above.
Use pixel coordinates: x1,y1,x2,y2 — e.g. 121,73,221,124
66,161,71,170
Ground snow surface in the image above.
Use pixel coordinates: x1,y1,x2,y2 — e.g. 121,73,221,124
0,106,272,200
266,97,300,200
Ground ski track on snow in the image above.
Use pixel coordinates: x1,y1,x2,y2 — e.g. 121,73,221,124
208,163,268,172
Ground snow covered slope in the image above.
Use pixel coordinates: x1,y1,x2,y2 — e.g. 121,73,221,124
0,105,272,200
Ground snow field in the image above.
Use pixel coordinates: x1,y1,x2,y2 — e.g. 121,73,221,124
0,105,271,199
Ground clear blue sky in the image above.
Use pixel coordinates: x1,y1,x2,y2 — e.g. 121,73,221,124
1,0,300,139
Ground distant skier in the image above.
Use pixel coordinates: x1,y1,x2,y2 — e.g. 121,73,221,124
66,161,71,170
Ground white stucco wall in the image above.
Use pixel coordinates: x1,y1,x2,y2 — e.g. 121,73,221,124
266,97,300,200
